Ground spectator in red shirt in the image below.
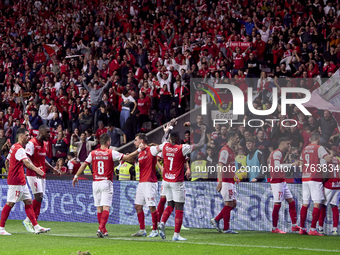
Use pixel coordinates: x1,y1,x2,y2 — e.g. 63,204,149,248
137,92,151,128
95,121,108,140
173,80,189,117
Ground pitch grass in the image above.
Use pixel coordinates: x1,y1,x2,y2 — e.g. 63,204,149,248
1,220,340,255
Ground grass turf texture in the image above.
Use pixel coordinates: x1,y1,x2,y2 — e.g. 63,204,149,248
1,220,339,255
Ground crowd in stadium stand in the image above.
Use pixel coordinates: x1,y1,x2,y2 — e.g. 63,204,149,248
0,0,340,179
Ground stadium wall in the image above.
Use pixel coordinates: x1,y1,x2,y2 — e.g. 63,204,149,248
0,180,336,234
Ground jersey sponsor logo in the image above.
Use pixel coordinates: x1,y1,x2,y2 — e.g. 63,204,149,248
165,173,176,179
332,182,340,188
94,156,108,160
166,153,174,157
38,153,46,156
94,151,109,156
165,147,179,153
95,175,108,180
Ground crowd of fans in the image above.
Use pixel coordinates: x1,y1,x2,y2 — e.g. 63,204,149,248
0,0,340,177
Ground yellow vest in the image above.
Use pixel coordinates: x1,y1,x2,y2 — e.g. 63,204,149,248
119,162,132,181
236,155,247,168
84,165,92,175
69,145,77,153
135,162,140,181
191,160,208,181
156,161,163,180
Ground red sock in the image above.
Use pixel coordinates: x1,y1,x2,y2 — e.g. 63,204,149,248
161,206,174,224
288,201,297,224
0,204,12,228
99,210,109,231
151,211,159,231
32,200,42,220
174,210,183,233
300,206,308,228
223,206,233,230
25,204,38,226
97,212,102,225
319,206,327,227
215,206,226,222
137,211,145,230
157,197,166,220
332,207,339,228
311,207,320,229
272,204,281,228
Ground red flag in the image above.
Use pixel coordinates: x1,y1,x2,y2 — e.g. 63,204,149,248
43,44,59,57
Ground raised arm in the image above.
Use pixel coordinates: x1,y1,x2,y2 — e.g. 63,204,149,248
82,77,91,92
190,125,206,152
161,118,177,143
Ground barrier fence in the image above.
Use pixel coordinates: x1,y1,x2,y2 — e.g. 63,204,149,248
0,180,337,234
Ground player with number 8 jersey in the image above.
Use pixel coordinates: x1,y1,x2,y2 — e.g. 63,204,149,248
72,133,144,238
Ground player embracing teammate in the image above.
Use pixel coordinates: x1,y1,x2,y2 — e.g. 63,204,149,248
297,132,332,236
0,128,50,235
157,120,206,241
131,133,160,238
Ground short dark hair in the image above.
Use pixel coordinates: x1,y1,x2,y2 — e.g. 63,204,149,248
100,133,111,145
310,132,320,142
39,124,49,132
17,128,28,137
226,131,237,141
278,136,291,145
135,133,148,143
169,132,180,144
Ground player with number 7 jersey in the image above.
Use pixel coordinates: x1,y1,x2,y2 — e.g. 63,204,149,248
298,132,332,236
72,133,144,238
157,120,206,241
268,137,300,234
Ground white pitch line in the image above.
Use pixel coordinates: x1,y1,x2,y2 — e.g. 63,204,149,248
46,234,340,253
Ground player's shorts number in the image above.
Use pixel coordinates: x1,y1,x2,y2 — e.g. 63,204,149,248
98,161,104,175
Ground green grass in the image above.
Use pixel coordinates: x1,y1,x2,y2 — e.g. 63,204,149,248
1,220,340,255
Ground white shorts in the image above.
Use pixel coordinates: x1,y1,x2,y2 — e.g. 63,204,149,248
221,182,237,202
271,182,293,203
135,182,158,207
160,180,166,197
302,181,324,204
323,188,340,206
7,184,32,203
27,176,46,195
162,181,185,203
92,180,113,207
